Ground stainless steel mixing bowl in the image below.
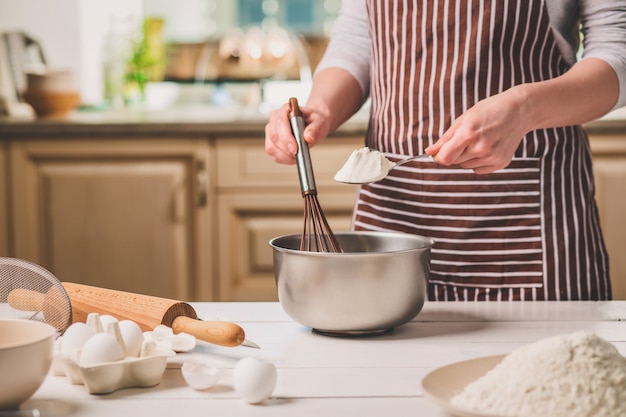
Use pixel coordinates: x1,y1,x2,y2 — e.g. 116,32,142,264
269,231,434,336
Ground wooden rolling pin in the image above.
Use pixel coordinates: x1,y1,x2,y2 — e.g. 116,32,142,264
8,286,72,331
62,283,249,348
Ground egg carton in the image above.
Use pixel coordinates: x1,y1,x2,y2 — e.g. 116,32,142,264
52,313,195,394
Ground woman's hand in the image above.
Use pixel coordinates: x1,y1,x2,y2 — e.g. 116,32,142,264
426,58,619,175
426,88,529,175
264,102,332,165
265,68,367,165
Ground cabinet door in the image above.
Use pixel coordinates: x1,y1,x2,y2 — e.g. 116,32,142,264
217,191,354,301
590,134,626,300
10,139,213,301
216,136,360,301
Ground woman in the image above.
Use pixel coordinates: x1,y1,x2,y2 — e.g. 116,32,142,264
265,0,626,301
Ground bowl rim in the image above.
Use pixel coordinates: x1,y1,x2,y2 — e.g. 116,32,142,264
269,230,435,255
0,319,56,350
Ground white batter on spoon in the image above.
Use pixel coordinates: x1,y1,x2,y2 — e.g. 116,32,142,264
334,147,396,184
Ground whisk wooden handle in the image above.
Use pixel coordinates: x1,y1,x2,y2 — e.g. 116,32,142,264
288,97,302,117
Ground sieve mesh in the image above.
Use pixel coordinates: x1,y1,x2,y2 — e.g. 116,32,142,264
0,257,72,335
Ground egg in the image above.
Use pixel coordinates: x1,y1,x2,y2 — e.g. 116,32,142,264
79,333,124,367
233,357,277,404
61,322,96,362
118,320,144,357
181,362,223,390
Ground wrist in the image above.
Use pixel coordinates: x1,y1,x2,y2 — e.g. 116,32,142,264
511,83,544,132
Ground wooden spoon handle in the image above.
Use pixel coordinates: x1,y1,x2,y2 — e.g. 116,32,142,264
171,316,245,347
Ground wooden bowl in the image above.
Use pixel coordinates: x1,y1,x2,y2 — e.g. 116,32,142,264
23,91,80,117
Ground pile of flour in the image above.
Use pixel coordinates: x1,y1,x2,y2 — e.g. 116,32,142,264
334,147,396,183
451,331,626,417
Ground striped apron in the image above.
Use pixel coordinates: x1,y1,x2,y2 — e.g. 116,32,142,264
356,0,611,301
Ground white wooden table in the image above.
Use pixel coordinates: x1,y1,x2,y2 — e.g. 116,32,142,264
22,301,626,416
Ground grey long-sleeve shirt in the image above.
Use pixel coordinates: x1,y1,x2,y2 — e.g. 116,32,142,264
317,0,626,109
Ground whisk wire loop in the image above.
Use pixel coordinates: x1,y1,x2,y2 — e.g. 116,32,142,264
289,97,342,253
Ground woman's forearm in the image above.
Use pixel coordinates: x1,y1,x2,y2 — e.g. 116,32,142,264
306,67,367,134
518,57,619,131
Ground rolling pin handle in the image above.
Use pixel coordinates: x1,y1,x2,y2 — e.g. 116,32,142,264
171,316,246,347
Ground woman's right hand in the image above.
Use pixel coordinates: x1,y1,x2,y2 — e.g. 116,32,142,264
264,102,332,165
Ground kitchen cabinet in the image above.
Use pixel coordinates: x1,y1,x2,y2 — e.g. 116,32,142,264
1,111,623,302
8,138,214,301
215,137,358,301
0,122,361,302
588,132,626,300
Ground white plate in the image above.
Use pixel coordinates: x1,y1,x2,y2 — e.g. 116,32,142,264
421,355,506,417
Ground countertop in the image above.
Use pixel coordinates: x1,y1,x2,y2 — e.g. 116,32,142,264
0,105,370,138
21,301,626,417
0,105,625,138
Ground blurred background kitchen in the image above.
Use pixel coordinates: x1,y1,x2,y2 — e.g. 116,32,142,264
0,0,340,114
1,0,625,303
0,0,368,305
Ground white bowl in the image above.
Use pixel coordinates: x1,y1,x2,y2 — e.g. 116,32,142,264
0,319,55,410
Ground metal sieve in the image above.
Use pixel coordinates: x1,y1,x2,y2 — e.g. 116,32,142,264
0,257,72,336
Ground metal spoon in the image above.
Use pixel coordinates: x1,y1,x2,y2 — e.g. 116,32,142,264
335,153,433,184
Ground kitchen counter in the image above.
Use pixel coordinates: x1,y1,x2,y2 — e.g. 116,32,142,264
0,104,625,137
22,301,626,417
0,105,370,138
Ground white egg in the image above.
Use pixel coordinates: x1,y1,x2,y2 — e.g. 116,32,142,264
118,320,144,357
181,362,223,390
79,333,124,367
61,322,96,361
233,357,277,404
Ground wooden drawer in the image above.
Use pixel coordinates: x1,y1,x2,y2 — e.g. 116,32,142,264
215,136,363,190
216,190,355,301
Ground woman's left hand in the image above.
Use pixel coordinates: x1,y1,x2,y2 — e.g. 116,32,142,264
426,88,529,175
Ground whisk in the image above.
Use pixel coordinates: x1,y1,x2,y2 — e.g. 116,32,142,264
288,97,342,253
